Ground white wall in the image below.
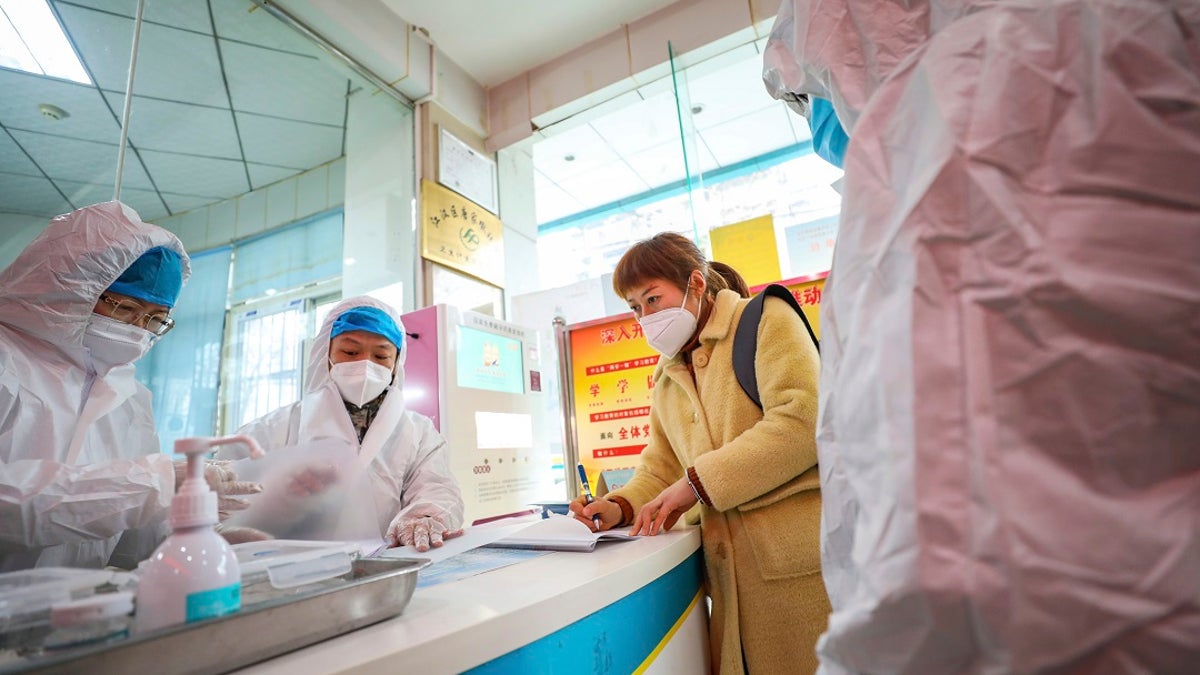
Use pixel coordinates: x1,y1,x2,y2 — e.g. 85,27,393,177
0,212,50,271
342,89,418,310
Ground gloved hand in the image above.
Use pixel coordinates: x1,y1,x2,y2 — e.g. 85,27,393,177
216,524,273,545
386,513,464,552
174,459,263,521
284,463,339,498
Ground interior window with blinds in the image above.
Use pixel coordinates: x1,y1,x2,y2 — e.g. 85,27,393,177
219,210,344,432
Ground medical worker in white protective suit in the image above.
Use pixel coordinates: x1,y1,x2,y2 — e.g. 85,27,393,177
226,296,464,552
765,0,1200,673
0,201,258,571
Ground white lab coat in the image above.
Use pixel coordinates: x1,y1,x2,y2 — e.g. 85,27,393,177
0,201,191,571
765,1,1200,673
228,296,464,539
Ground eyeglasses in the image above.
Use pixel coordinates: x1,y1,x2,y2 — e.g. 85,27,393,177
98,294,176,336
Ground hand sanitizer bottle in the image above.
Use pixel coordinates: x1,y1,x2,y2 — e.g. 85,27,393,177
134,435,263,634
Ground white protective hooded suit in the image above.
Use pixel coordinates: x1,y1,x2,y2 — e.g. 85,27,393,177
229,296,464,539
765,1,1200,673
0,201,191,571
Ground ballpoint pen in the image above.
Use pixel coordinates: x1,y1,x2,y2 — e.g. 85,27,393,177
577,464,602,530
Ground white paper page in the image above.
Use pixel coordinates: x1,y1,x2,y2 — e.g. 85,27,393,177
371,515,542,564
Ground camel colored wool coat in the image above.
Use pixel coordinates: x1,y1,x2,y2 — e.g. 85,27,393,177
607,289,830,674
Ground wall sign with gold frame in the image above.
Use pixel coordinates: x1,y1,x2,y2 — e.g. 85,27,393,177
420,179,505,288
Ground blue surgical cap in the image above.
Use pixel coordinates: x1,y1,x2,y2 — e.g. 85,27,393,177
107,246,184,308
331,306,404,351
809,97,849,169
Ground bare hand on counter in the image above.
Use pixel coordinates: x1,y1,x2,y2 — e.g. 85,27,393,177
569,495,623,532
631,478,695,536
174,459,263,521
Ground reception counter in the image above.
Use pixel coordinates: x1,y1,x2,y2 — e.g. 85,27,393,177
237,526,707,674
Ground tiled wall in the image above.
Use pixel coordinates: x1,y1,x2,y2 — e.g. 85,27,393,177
156,157,347,254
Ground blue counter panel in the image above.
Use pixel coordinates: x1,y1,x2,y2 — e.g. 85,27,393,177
465,548,704,674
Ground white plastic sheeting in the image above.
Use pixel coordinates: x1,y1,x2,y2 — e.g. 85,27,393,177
765,1,1200,672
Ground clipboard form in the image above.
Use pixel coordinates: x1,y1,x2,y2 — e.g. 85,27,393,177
483,515,638,552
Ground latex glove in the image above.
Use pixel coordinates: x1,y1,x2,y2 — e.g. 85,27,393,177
216,524,273,545
386,513,464,552
283,463,340,498
631,478,696,536
175,459,263,521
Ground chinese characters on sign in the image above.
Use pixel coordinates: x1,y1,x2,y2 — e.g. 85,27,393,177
749,273,826,339
420,179,505,287
568,315,660,487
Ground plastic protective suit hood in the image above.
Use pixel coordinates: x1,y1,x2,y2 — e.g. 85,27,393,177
766,1,1200,673
229,296,463,540
0,201,191,570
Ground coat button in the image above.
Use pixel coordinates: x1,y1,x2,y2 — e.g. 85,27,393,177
692,412,698,423
694,353,708,368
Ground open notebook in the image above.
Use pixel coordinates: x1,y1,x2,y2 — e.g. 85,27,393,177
483,515,638,552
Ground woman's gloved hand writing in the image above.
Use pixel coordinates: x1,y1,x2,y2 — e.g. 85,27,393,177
386,512,463,552
174,459,263,521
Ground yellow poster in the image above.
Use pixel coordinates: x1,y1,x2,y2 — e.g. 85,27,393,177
750,273,826,339
710,214,782,288
567,315,660,488
420,179,505,287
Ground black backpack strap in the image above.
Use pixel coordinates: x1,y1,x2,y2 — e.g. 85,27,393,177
732,284,821,410
733,293,767,409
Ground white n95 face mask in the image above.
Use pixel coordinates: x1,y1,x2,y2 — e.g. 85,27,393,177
638,291,702,359
83,314,155,370
329,359,393,406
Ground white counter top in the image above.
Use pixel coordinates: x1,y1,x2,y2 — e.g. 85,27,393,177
237,526,703,675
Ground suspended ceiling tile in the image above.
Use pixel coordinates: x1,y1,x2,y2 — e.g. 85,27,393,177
100,91,240,158
60,4,227,106
554,161,649,212
139,149,248,198
236,113,342,173
56,0,216,34
56,178,165,220
222,41,348,126
8,129,155,191
532,123,620,183
686,52,780,130
161,192,222,215
786,107,813,143
534,172,586,225
247,163,301,192
0,173,72,217
0,133,40,176
209,0,324,56
588,89,683,158
624,137,719,190
699,105,795,167
0,71,120,145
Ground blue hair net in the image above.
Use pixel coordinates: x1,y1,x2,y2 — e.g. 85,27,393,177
107,246,184,308
810,97,850,169
331,306,404,351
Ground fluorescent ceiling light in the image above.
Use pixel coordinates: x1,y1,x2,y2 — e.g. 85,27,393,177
0,0,91,84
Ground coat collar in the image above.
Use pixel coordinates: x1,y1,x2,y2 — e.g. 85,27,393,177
651,289,743,382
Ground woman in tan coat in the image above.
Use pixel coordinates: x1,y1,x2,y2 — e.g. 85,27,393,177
571,232,829,673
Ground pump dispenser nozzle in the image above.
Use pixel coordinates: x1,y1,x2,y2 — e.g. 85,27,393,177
171,435,264,529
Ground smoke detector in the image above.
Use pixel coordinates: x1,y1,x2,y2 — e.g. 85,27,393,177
38,103,69,121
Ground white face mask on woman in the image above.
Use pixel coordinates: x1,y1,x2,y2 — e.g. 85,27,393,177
638,285,702,359
329,359,394,406
83,314,155,370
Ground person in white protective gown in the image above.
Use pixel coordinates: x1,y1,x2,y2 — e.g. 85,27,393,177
0,201,257,571
764,0,1200,673
225,296,464,552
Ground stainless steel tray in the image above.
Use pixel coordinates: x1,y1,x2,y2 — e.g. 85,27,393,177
2,557,429,675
